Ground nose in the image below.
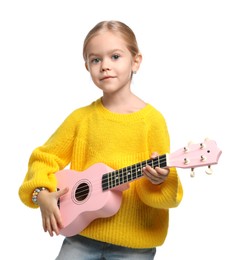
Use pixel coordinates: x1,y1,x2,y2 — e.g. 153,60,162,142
101,59,111,72
102,67,110,72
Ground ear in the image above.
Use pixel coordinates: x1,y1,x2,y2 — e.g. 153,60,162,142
85,62,89,72
132,53,142,73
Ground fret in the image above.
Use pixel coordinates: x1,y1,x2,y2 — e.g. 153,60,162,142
131,164,137,180
147,159,152,167
155,157,159,167
137,167,142,178
141,160,147,169
118,169,123,185
159,154,167,168
126,166,132,182
123,167,127,183
150,158,154,168
136,162,143,178
101,155,167,191
111,171,116,188
102,173,108,191
115,171,119,186
152,158,158,168
108,171,112,189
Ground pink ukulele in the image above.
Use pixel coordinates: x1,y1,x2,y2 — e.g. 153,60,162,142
56,138,222,237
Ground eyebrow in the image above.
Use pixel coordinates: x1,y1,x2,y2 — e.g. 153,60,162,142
88,49,125,58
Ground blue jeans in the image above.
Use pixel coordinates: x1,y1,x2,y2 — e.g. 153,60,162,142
56,235,156,259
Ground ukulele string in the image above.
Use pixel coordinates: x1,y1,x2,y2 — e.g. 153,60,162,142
73,156,166,198
59,157,167,202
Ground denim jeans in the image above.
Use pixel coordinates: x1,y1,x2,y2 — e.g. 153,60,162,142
55,235,156,259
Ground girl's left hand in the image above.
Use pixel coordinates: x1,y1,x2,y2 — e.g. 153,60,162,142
142,152,169,185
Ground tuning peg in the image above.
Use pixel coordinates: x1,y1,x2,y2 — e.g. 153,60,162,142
185,140,196,152
184,158,190,165
183,146,189,153
205,165,213,175
188,140,195,145
190,168,195,177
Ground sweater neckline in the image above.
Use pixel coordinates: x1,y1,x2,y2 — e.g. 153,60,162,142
94,98,154,122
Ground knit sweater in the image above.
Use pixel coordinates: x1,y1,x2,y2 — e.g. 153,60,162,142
19,98,183,248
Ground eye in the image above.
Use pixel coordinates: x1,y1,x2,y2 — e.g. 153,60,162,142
112,54,120,60
91,58,101,64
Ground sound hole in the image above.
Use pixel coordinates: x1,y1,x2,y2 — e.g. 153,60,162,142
75,182,89,202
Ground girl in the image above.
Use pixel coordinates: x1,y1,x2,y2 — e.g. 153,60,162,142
19,20,183,259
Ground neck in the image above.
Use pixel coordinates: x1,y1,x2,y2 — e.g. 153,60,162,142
101,94,146,114
102,154,168,191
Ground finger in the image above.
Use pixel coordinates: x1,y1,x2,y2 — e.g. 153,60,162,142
54,207,64,229
143,165,158,176
44,216,54,237
50,214,60,236
151,152,159,158
143,168,159,181
155,167,169,176
143,166,166,184
42,216,47,232
144,172,163,184
57,187,69,198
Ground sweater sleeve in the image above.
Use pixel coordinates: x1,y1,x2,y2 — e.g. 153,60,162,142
135,107,183,209
136,168,183,209
18,111,78,208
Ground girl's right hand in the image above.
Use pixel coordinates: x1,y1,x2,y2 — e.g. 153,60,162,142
37,187,69,236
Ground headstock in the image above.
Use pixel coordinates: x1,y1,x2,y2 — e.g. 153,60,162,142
168,139,222,177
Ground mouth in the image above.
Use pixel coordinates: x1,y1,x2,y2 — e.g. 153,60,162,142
100,76,116,81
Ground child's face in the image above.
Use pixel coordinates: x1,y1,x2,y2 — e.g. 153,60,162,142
85,31,141,94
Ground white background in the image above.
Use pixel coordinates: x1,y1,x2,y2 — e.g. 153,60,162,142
1,0,237,259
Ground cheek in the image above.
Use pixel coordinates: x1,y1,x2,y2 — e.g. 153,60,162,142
88,67,97,78
124,65,133,79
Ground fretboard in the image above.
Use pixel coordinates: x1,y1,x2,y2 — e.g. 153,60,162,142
102,154,167,191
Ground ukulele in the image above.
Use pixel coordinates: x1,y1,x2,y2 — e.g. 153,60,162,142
56,138,222,237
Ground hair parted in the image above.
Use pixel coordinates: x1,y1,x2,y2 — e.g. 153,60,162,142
83,20,140,61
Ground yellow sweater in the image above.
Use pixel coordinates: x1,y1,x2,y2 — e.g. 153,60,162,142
19,98,183,248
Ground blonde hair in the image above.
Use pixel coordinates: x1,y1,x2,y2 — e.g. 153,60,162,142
83,20,140,61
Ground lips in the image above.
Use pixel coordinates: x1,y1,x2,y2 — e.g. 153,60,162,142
100,76,115,81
